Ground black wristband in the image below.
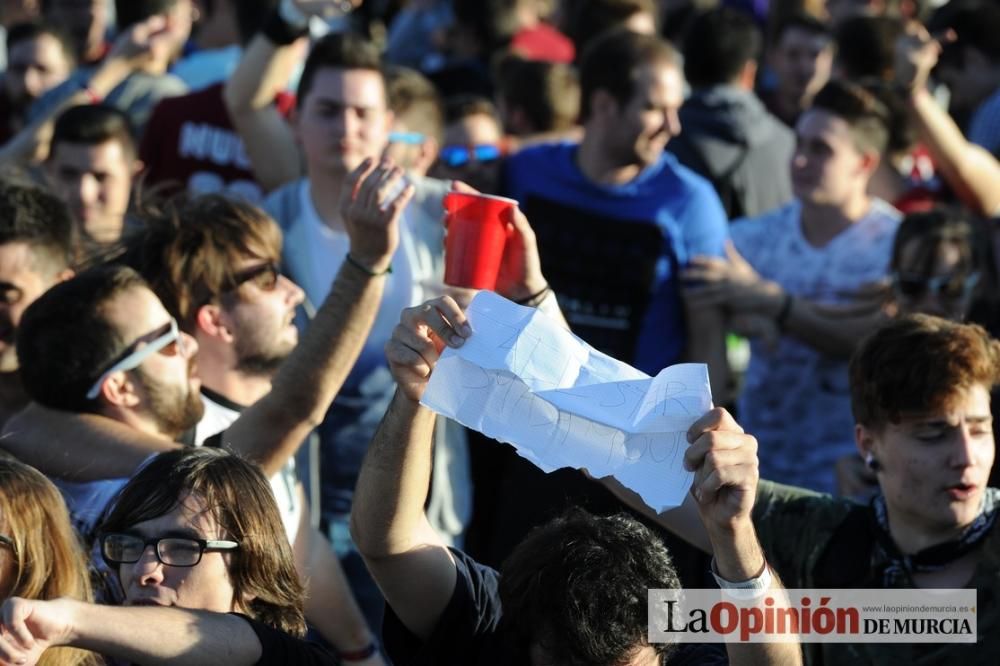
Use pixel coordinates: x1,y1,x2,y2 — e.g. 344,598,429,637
261,6,309,45
514,284,551,306
345,253,392,276
775,292,794,330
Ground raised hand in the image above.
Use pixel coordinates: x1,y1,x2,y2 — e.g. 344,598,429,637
0,598,75,666
385,296,471,402
340,157,414,274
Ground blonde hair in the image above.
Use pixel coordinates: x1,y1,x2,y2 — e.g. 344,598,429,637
0,457,100,666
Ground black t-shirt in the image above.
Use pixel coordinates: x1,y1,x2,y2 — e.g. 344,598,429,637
383,548,728,665
235,614,339,665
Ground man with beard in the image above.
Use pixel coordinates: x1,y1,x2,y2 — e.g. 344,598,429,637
8,161,409,663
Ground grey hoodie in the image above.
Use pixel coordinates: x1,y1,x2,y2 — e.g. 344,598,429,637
669,84,794,219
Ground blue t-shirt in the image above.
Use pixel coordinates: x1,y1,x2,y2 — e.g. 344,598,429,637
503,143,728,375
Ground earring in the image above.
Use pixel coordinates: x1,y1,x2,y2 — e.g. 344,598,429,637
864,452,880,472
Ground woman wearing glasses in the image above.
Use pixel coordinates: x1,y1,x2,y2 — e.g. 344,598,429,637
0,448,347,665
0,457,99,666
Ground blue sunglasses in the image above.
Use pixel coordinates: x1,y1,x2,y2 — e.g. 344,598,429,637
439,144,502,168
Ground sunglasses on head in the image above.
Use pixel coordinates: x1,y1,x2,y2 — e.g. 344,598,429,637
438,144,502,168
892,271,980,300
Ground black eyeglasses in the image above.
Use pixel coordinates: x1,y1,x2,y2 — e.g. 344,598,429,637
101,533,239,568
892,271,980,301
225,262,281,293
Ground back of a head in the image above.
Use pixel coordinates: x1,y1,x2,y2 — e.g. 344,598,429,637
115,0,177,30
100,447,307,636
0,180,75,274
386,66,444,144
810,79,890,156
494,53,580,133
579,29,679,122
6,20,77,68
50,104,136,158
297,32,385,106
683,7,762,89
850,315,1000,431
890,208,984,276
233,0,279,46
451,0,521,53
835,15,903,81
17,264,144,413
769,11,831,50
563,0,658,56
499,510,679,664
0,457,92,603
124,194,283,332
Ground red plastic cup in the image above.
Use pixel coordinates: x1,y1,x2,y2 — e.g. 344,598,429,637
443,191,517,290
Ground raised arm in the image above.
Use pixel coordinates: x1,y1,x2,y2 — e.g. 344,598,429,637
221,158,411,477
0,599,281,666
350,296,470,641
0,403,178,480
222,1,329,190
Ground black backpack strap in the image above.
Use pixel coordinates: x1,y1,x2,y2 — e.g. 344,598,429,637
812,504,879,588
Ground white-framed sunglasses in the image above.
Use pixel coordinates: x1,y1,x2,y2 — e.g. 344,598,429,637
86,318,182,400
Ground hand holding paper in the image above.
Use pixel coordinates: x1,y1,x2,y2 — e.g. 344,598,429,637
420,291,713,512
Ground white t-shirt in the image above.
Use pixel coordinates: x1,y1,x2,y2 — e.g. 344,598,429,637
731,199,901,493
195,390,302,545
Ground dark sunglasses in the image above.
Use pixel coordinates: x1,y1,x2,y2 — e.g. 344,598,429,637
438,144,502,168
226,262,281,293
892,271,980,300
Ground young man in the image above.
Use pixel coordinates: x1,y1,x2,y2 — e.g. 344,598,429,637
350,294,801,666
761,14,834,129
0,22,75,144
0,181,75,427
0,447,344,665
646,314,1000,664
45,104,140,245
667,7,794,219
684,80,901,493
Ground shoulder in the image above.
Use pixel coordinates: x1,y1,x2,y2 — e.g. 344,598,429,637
264,179,307,225
731,201,798,244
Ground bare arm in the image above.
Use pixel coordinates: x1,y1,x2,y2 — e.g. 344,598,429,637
221,159,412,477
0,599,268,666
0,403,178,480
683,300,730,404
351,297,473,641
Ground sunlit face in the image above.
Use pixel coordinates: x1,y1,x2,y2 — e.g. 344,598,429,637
603,62,684,169
0,243,62,372
222,257,305,377
770,28,834,109
867,384,995,543
295,67,392,177
4,33,74,112
790,109,869,206
101,286,203,438
47,139,135,244
893,239,977,321
119,492,239,612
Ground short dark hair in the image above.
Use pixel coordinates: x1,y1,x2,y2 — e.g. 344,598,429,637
579,29,680,122
100,447,307,637
562,0,658,56
810,79,890,155
835,15,903,82
769,11,831,49
17,264,146,412
683,7,762,88
296,32,385,106
233,0,278,45
850,315,1000,431
890,208,986,279
386,66,444,143
6,21,77,67
0,180,75,273
494,53,580,133
443,94,501,128
498,510,679,664
114,0,178,30
451,0,521,52
50,104,137,159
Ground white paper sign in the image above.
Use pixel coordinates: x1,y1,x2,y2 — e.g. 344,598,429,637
421,291,713,511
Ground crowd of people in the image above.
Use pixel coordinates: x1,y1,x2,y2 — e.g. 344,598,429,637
0,0,997,664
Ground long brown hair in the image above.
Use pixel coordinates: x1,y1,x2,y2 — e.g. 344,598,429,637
100,448,307,636
0,457,100,666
